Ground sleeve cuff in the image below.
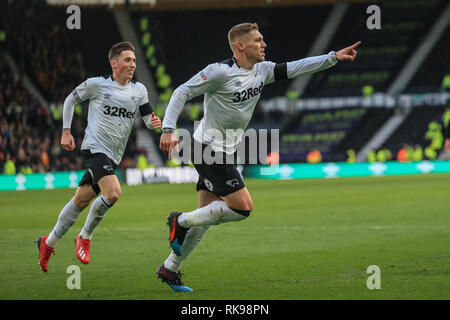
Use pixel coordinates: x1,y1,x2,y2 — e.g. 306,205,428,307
328,51,339,65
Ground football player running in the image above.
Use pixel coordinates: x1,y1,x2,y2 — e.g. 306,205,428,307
36,41,161,272
158,23,360,292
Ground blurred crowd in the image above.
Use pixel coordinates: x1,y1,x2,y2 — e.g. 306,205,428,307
0,54,84,174
0,55,140,174
1,0,86,103
0,0,143,175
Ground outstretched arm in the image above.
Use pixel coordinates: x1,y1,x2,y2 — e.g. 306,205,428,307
260,41,361,84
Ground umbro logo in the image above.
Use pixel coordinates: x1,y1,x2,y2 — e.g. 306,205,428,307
235,80,242,87
131,96,139,104
103,165,113,171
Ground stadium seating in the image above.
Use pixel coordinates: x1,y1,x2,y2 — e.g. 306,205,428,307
332,107,395,162
0,1,138,173
1,0,86,103
303,0,447,97
405,24,450,93
130,4,332,101
382,105,446,155
2,0,449,173
278,107,395,163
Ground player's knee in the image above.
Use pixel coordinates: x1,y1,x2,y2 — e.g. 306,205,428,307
238,198,253,212
73,197,91,209
104,189,121,204
230,207,252,219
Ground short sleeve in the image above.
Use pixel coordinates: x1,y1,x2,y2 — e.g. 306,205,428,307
72,77,101,103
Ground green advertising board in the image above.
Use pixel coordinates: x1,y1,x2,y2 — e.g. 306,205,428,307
245,160,450,179
0,170,124,191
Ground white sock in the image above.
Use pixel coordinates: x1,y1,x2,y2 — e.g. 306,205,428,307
164,226,210,272
79,195,112,240
46,198,83,248
177,201,248,228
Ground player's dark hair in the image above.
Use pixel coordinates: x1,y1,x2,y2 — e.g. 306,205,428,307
228,22,259,50
108,41,135,61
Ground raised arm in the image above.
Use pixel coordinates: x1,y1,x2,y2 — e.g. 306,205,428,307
260,41,361,84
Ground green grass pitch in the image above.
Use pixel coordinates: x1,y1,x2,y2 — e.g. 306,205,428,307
1,173,449,300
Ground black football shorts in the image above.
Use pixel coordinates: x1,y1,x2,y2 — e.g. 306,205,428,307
78,150,117,195
191,141,245,197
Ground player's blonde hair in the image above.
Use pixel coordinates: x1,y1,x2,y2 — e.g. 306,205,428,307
228,22,259,52
108,41,135,61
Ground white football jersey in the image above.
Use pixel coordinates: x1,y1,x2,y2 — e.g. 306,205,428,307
71,76,149,165
163,52,338,154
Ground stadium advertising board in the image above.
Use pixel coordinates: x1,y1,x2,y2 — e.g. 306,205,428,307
0,170,87,191
280,108,366,162
125,167,199,185
246,160,450,179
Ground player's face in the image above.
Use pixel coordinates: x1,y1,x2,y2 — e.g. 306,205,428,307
112,50,136,82
243,30,266,63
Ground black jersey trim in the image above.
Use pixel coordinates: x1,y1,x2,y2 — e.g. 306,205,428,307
219,57,235,68
106,74,136,84
139,102,153,117
274,63,288,81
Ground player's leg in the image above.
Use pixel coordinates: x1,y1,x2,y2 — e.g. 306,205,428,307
76,153,119,264
47,185,96,247
36,184,96,272
178,187,252,228
78,174,120,240
164,190,217,271
176,163,252,230
221,186,253,211
157,190,218,292
167,163,251,259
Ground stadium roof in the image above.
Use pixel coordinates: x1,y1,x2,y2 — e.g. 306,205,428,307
46,0,374,10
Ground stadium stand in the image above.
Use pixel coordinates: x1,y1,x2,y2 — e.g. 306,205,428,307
1,0,449,173
332,107,395,162
1,0,86,103
0,0,140,173
382,105,446,157
405,24,450,93
130,4,332,101
303,0,447,98
279,107,395,162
